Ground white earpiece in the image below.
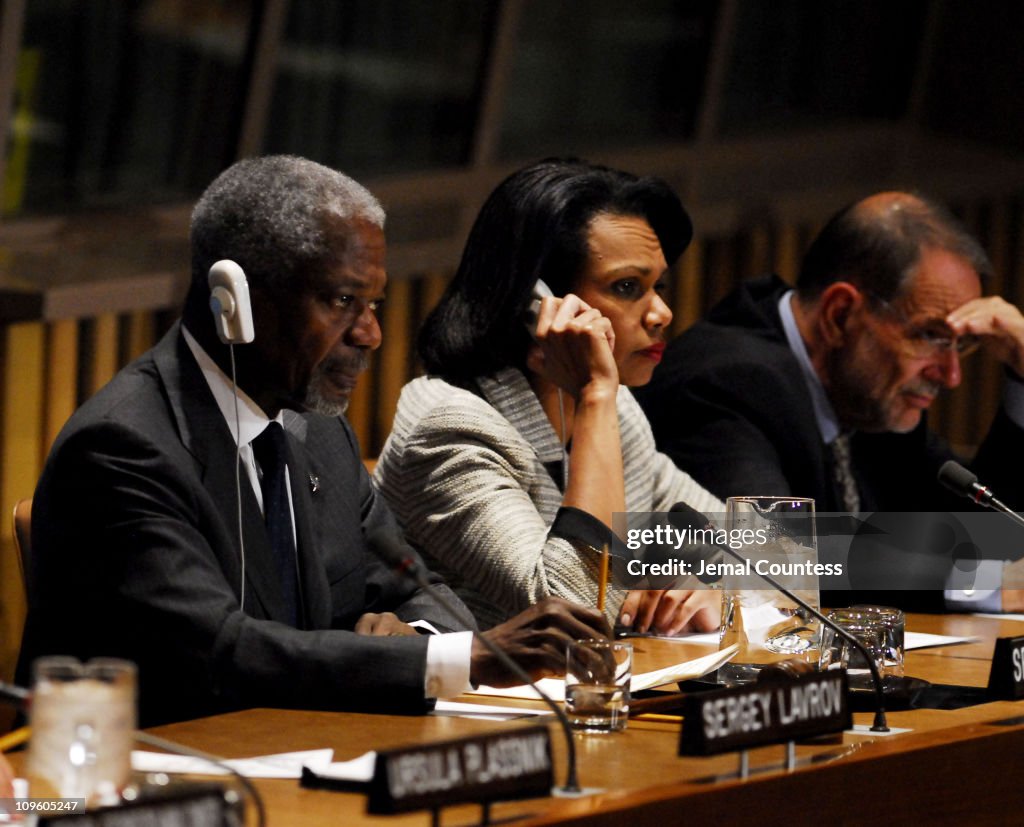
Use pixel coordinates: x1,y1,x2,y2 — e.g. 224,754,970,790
208,259,255,344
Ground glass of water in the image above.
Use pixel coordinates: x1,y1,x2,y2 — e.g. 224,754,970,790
565,640,631,733
26,657,136,808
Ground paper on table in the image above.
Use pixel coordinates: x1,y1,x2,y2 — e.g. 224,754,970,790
131,748,333,779
904,631,975,650
471,644,739,702
974,613,1024,622
432,700,553,719
620,631,720,645
631,644,739,692
309,751,378,783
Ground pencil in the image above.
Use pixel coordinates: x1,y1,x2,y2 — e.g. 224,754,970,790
597,542,609,612
632,713,682,724
0,726,29,752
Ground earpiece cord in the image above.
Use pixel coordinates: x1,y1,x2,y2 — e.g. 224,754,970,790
557,387,568,489
229,343,246,613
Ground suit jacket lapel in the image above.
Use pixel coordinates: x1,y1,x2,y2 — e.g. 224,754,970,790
761,287,843,511
151,324,293,623
281,412,332,629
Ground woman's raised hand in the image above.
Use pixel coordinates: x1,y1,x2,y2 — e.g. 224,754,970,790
526,294,618,397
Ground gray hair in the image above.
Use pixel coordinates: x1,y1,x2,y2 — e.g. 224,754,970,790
189,155,384,294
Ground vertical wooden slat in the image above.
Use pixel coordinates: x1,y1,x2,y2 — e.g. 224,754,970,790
421,272,449,322
744,224,772,279
705,236,739,310
87,312,119,397
124,310,155,363
0,321,44,690
774,223,801,285
377,278,411,448
672,238,704,335
346,366,373,458
44,318,78,451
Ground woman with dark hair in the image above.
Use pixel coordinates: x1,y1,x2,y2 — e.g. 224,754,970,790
375,159,722,631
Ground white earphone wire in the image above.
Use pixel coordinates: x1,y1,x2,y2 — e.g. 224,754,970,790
228,343,246,613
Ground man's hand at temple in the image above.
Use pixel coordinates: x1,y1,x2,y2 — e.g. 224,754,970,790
948,296,1024,377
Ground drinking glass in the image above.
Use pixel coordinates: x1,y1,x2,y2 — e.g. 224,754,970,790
26,657,136,807
565,640,631,733
820,606,905,689
850,605,905,678
819,610,884,690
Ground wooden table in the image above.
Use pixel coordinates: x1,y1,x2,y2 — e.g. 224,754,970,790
133,613,1024,826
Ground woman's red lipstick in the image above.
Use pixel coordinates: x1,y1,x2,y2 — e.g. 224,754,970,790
640,342,666,362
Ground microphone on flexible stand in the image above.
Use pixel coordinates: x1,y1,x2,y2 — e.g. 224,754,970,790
668,502,890,732
365,528,584,795
938,461,1024,529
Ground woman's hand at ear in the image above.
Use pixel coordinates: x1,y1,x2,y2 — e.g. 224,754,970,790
526,294,618,399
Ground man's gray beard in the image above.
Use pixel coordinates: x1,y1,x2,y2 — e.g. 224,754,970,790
827,345,941,434
304,386,349,417
303,355,368,417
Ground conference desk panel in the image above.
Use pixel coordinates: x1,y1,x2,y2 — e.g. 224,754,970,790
140,613,1024,826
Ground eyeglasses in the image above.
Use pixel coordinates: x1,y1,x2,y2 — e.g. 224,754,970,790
863,291,981,358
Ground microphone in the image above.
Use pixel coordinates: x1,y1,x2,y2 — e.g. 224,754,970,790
669,502,889,732
365,528,584,795
0,680,29,709
938,461,1024,529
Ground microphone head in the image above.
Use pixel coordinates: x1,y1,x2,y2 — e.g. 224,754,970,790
365,526,415,571
668,501,713,531
937,460,978,498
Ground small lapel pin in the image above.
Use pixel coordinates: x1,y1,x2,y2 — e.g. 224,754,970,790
309,474,320,494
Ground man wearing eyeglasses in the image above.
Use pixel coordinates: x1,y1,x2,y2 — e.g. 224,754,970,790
635,192,1024,611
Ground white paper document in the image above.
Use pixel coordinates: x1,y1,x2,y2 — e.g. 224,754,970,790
432,700,553,719
974,613,1024,622
904,631,975,650
471,644,739,702
131,748,333,779
308,751,378,783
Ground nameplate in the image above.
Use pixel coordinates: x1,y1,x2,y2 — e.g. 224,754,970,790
678,671,851,756
987,635,1024,700
366,725,553,815
33,783,239,826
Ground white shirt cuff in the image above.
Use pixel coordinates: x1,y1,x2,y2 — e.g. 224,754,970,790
1003,372,1024,430
944,558,1005,612
424,631,474,699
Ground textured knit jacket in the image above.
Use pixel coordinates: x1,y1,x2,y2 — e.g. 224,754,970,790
374,368,723,629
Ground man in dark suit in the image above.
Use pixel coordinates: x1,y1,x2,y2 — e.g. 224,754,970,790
18,155,609,726
635,192,1024,611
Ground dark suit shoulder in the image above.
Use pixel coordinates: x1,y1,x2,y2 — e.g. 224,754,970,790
638,310,809,437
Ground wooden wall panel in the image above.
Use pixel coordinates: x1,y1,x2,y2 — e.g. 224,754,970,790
0,321,43,690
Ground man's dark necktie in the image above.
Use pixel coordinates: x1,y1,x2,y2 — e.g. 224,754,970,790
830,434,861,514
251,422,300,626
